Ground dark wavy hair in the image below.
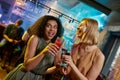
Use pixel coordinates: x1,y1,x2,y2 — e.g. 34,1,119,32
28,15,64,42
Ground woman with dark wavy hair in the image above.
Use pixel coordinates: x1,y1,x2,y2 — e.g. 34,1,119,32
15,15,64,65
23,15,64,43
4,15,64,80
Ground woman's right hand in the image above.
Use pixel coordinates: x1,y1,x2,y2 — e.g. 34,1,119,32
43,43,60,56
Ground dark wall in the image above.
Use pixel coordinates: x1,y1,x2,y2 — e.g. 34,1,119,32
102,31,120,75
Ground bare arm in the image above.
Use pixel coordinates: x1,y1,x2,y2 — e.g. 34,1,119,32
24,35,46,71
3,34,13,42
86,52,105,80
4,31,24,44
24,35,60,71
62,55,88,80
22,31,30,42
62,50,105,80
45,66,56,74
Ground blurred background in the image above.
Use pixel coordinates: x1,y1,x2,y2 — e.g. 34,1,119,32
0,0,120,80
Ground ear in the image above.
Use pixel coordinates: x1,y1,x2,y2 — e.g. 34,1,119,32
82,26,87,32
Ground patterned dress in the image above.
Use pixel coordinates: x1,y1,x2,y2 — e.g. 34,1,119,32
4,38,55,80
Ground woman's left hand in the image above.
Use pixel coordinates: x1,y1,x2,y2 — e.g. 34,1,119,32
62,55,74,67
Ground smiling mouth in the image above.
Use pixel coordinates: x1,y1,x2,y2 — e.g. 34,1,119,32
48,32,55,37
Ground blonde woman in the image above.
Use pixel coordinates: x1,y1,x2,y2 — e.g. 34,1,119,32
61,18,105,80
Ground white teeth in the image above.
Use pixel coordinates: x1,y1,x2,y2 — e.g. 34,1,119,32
48,32,54,37
49,32,53,35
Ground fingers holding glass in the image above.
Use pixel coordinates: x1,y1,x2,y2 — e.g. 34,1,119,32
45,43,60,56
62,55,73,67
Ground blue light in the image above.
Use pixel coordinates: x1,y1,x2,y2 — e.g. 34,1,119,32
1,0,107,49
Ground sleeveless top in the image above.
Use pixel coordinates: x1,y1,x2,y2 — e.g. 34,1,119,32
30,38,55,74
4,37,55,80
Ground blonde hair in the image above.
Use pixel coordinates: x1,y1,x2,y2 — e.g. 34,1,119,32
77,18,99,45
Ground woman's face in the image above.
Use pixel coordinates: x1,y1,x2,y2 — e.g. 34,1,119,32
76,21,87,38
44,20,58,41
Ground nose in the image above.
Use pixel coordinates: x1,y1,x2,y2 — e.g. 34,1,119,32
50,26,55,30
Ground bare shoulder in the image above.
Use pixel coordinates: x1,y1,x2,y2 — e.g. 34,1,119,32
96,48,105,62
86,47,105,80
25,35,38,50
29,35,39,42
